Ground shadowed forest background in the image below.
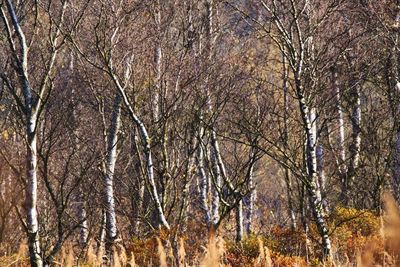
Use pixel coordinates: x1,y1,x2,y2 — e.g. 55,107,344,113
1,0,400,266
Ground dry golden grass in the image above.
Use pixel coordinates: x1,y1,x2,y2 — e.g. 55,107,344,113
200,230,225,267
256,238,272,267
178,238,186,266
4,193,400,266
128,252,137,267
64,245,74,267
156,237,168,267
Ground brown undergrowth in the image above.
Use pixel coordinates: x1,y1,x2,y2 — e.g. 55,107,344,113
2,194,400,266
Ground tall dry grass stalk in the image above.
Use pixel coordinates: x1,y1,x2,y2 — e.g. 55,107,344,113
356,193,400,266
382,193,400,253
200,230,225,267
96,241,105,265
128,252,137,267
15,241,28,264
109,243,129,267
178,238,186,266
117,243,128,265
256,237,272,267
112,246,122,267
64,245,75,267
86,241,99,266
157,237,168,267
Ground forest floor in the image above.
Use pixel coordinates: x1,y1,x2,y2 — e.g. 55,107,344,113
1,195,399,266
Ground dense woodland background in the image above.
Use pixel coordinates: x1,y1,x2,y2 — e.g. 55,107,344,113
1,0,400,266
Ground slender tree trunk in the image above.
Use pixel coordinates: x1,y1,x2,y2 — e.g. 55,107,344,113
152,0,162,122
98,210,106,257
332,67,347,174
210,140,221,227
70,53,88,248
309,107,328,213
393,129,400,201
104,93,122,255
389,1,400,202
1,1,67,265
308,108,323,203
245,149,256,234
235,200,243,242
284,168,296,230
282,54,296,230
202,0,225,230
197,121,211,225
1,2,43,264
316,145,328,213
347,80,361,205
176,134,197,233
131,129,146,236
297,88,331,258
134,180,145,235
109,72,170,230
332,66,349,204
26,118,43,267
77,189,88,246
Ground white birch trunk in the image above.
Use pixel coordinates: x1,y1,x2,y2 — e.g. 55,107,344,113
104,93,122,254
310,107,328,212
235,200,243,242
69,53,89,248
282,54,296,230
1,2,43,265
153,0,162,122
210,142,221,227
297,89,331,258
390,2,400,202
197,122,211,225
26,116,43,267
204,0,223,228
245,154,256,234
332,68,347,175
131,129,146,236
77,189,88,246
347,82,361,199
177,136,197,233
316,145,328,213
109,72,170,230
98,210,106,255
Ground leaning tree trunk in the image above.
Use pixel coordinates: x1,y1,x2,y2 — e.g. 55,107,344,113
109,72,170,230
103,93,122,256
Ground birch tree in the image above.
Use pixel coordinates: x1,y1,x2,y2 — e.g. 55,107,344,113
383,0,400,203
103,92,122,256
244,0,342,258
71,0,170,230
0,1,67,265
